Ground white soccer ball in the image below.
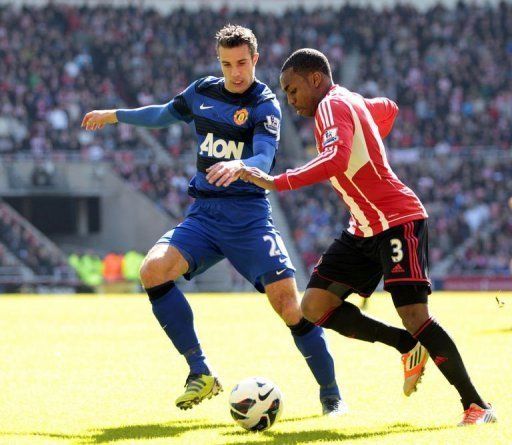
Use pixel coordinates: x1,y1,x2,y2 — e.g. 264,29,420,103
229,377,283,432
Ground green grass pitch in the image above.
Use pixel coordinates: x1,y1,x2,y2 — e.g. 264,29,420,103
0,292,510,444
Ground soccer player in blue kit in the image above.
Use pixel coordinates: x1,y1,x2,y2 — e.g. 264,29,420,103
82,25,344,415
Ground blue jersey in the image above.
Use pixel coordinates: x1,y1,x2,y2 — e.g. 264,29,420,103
116,76,294,291
166,76,281,197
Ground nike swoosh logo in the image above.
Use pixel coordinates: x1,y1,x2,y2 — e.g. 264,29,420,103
279,258,287,264
200,104,214,110
276,269,287,275
258,388,274,401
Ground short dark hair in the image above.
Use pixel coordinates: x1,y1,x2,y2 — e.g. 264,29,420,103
281,48,332,78
215,24,258,56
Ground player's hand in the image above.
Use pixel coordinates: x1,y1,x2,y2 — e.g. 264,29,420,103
239,167,277,191
205,160,245,187
81,110,118,131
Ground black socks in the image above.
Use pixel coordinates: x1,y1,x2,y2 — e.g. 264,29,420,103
321,301,417,354
414,317,487,410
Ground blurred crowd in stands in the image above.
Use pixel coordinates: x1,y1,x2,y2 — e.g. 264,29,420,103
68,250,144,287
0,243,17,267
112,151,194,219
396,152,512,275
0,201,75,280
0,2,510,282
0,197,145,286
293,1,512,152
4,3,510,156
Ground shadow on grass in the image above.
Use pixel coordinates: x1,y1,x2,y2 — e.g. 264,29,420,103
279,414,322,423
225,422,455,444
1,419,455,444
87,419,232,443
0,419,233,444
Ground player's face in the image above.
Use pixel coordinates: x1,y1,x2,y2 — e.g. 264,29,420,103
218,44,259,94
280,68,320,117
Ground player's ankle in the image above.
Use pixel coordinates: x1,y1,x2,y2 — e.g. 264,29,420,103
319,380,340,399
462,398,490,410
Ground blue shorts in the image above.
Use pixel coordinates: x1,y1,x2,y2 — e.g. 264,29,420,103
157,196,295,292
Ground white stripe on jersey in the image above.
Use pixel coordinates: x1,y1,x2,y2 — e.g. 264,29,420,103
344,100,390,231
325,99,335,126
343,102,372,180
319,101,330,127
330,176,373,236
315,116,322,136
348,176,389,232
358,96,399,181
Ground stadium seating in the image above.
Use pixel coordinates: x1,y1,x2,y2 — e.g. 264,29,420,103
0,201,77,283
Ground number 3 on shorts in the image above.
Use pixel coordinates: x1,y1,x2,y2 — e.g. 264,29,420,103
390,238,404,263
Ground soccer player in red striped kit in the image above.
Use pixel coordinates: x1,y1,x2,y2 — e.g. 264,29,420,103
241,48,496,426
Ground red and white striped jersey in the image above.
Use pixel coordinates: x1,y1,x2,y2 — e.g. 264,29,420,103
274,85,427,237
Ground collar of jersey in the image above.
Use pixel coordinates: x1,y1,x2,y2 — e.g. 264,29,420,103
221,79,259,99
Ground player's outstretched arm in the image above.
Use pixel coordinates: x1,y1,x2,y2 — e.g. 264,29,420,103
82,104,180,131
239,167,277,191
81,110,118,131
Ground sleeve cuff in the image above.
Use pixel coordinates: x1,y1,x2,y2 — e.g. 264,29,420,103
274,173,292,191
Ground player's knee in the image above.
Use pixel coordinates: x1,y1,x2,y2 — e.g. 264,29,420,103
391,285,430,333
300,295,318,323
265,279,302,325
277,295,301,325
400,315,423,334
268,291,301,325
397,304,430,333
139,255,180,288
139,256,157,287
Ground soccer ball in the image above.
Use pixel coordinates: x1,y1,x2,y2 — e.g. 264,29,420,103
229,377,283,432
